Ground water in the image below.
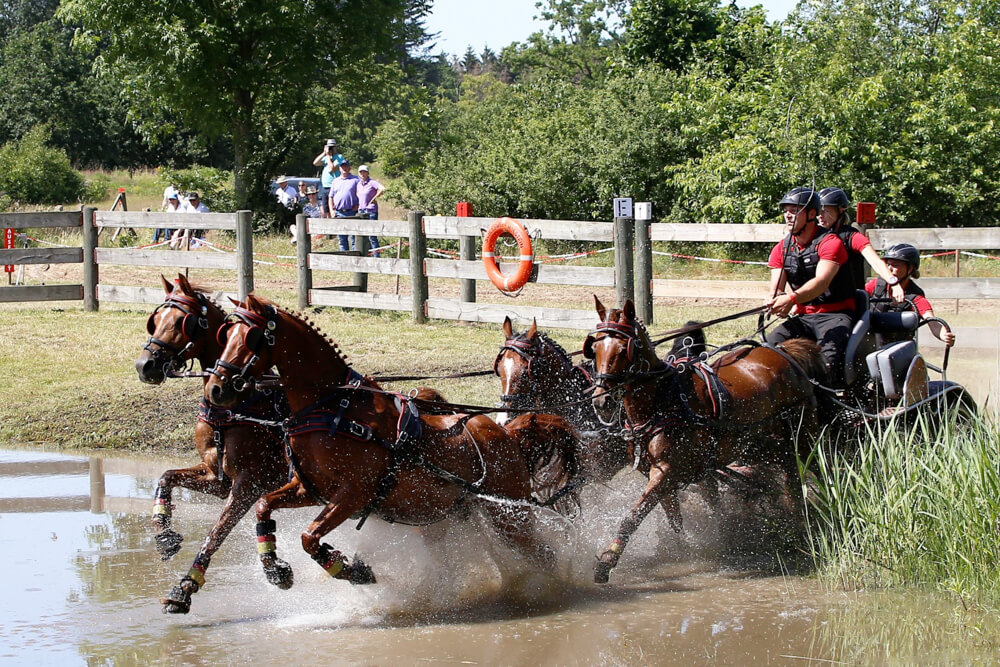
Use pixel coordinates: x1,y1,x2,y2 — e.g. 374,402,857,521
1,447,998,665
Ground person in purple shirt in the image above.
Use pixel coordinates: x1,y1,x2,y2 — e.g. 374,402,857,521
356,165,386,256
328,159,359,251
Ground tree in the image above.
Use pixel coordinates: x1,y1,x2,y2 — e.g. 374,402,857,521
59,0,430,209
622,0,721,70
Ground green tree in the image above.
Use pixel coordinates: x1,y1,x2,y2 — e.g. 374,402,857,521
59,0,430,209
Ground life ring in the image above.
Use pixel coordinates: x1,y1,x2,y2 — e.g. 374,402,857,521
483,217,534,292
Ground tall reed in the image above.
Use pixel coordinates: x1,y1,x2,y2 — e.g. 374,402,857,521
804,410,1000,606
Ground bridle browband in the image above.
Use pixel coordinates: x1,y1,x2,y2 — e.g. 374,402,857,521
584,320,659,390
142,290,211,374
208,305,278,393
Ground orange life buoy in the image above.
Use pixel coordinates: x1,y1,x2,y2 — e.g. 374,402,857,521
483,217,534,292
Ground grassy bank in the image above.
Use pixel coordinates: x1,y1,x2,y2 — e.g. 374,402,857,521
806,415,1000,608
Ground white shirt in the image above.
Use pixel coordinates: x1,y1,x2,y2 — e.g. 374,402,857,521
185,201,210,213
276,185,298,209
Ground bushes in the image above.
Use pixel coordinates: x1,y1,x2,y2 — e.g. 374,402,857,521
0,126,85,205
158,165,235,212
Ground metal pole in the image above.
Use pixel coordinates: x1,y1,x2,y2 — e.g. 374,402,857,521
82,206,98,311
460,235,476,303
614,216,634,308
236,210,253,301
296,213,310,310
634,209,652,324
408,210,427,323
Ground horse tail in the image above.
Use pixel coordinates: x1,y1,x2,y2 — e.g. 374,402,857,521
775,338,828,384
669,321,707,360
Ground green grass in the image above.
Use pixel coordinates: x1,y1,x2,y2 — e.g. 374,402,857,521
805,413,1000,608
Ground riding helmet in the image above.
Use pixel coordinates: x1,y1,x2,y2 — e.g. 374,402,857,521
882,243,921,277
818,187,851,209
778,187,822,214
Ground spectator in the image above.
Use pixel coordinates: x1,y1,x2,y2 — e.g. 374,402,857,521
169,192,209,249
157,189,183,244
155,186,181,242
291,185,325,246
328,159,360,251
275,176,298,210
356,165,385,256
313,139,344,204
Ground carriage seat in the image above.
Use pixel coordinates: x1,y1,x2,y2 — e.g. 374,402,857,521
843,291,872,387
865,340,918,401
869,310,920,335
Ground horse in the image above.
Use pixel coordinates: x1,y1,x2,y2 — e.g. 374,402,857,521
135,274,291,614
203,294,556,590
584,296,826,584
494,316,706,488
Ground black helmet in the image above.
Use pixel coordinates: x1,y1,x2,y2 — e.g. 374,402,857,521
779,187,821,214
819,187,850,208
883,243,920,271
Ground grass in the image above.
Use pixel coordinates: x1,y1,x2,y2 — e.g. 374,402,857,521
805,413,1000,608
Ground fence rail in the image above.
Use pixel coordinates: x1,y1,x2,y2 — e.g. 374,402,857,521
3,208,999,328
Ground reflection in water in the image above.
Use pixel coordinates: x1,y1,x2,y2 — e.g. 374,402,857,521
1,447,999,665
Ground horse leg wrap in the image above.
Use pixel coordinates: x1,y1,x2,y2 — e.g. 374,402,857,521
594,539,625,584
160,575,200,615
152,485,173,527
311,543,347,578
256,520,278,557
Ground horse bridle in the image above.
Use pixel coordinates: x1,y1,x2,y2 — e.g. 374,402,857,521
208,306,277,393
583,320,653,391
493,337,540,409
142,291,211,374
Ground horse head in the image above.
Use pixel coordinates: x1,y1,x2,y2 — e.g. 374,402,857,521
205,293,281,407
136,274,226,384
584,296,660,423
495,316,543,413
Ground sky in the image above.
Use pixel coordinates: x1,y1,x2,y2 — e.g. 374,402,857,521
425,0,800,58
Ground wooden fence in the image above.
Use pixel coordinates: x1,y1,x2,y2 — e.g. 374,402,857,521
4,208,999,328
0,208,253,309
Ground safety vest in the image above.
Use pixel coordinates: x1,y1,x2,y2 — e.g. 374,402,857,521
834,225,868,289
782,229,855,307
871,277,926,313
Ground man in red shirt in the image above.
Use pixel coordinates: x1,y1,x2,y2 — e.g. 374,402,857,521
765,187,856,387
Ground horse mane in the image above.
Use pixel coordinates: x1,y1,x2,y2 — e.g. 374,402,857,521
249,295,351,368
535,331,577,372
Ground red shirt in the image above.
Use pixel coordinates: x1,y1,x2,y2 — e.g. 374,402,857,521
769,233,853,314
864,278,933,316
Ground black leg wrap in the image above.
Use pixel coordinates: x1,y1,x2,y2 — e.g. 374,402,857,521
154,484,171,501
256,519,277,536
310,543,341,566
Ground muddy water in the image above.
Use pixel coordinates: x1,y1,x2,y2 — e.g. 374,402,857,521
2,448,999,666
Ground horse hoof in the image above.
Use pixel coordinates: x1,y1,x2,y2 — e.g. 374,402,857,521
594,561,613,584
155,529,184,560
264,559,294,589
345,558,376,585
160,585,191,614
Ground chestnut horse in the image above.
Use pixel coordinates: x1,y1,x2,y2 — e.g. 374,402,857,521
136,275,290,614
204,294,555,590
585,297,826,584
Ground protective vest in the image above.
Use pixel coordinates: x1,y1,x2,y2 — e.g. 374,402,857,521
870,278,926,313
835,225,867,289
781,229,855,307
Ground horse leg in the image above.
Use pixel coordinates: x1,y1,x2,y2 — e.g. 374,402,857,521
659,487,683,533
481,502,555,572
255,478,316,590
160,472,269,614
595,466,670,584
152,461,231,561
300,487,376,585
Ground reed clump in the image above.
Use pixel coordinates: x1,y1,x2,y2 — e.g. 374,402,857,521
805,411,1000,607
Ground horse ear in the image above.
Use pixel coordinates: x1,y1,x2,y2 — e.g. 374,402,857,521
624,299,636,322
176,274,192,294
502,316,513,339
594,295,606,321
526,319,537,340
161,275,173,294
228,297,241,308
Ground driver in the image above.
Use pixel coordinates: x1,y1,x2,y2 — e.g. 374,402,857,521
865,243,955,347
765,187,855,388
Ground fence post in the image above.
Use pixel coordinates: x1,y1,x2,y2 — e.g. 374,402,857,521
353,234,369,292
236,210,253,301
408,210,427,323
614,215,634,308
82,206,98,311
296,213,310,310
634,203,653,324
460,235,476,303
